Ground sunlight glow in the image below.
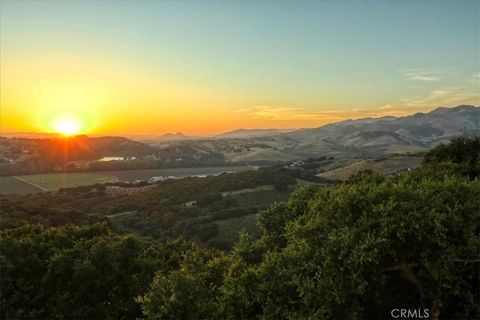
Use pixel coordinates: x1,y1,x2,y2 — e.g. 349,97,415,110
52,116,83,136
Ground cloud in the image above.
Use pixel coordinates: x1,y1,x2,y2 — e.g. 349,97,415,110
399,69,447,81
379,104,394,110
236,106,333,121
401,87,479,108
237,86,478,125
236,105,424,123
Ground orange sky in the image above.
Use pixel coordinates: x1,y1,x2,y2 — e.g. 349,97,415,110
2,54,477,136
1,1,478,136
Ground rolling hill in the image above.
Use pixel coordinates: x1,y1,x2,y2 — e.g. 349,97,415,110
284,105,479,157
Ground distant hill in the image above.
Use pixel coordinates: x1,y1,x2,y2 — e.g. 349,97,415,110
0,135,155,160
143,105,480,164
0,136,156,175
283,105,479,157
217,128,294,139
1,105,478,171
0,132,61,139
157,132,189,141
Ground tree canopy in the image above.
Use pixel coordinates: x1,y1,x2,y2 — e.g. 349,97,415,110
1,137,479,319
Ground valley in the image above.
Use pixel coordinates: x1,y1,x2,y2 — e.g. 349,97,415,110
1,106,478,178
0,165,255,194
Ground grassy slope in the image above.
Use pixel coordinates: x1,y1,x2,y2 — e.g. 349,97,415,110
317,155,422,181
224,147,299,162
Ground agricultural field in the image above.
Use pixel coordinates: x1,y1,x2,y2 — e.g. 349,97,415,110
14,173,119,192
0,176,43,194
0,165,255,194
1,173,118,194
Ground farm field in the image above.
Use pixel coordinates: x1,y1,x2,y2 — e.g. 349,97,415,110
15,173,119,192
0,176,44,194
0,165,255,194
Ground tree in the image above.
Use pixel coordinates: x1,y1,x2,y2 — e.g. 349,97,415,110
220,168,480,319
139,250,229,320
423,136,480,179
0,224,193,319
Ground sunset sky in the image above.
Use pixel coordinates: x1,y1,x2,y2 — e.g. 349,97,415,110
1,0,479,136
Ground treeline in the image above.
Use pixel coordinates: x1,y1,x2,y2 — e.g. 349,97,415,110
1,137,479,319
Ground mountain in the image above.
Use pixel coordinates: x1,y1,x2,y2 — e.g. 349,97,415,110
217,128,294,139
282,105,479,157
157,132,189,141
147,105,479,164
0,132,62,139
1,105,477,172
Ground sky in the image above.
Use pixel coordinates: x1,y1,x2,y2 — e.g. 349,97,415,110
1,0,479,136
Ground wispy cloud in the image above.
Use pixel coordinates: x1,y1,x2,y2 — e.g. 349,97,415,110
237,83,478,125
399,69,446,81
401,87,479,108
379,104,395,110
236,105,425,123
235,106,333,121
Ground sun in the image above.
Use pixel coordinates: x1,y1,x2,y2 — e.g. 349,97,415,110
52,116,83,136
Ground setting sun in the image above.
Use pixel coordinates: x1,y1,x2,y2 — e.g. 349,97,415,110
52,116,83,136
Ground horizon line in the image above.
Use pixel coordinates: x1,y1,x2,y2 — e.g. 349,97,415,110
1,104,478,138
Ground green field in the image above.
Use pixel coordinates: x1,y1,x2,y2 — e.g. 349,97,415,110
0,176,43,194
0,165,255,194
316,155,422,181
15,173,119,192
1,174,117,194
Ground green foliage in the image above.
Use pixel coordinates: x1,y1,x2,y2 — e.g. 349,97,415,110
197,193,223,207
0,168,296,249
139,250,229,320
208,171,479,319
0,224,194,319
423,136,480,179
139,138,480,319
2,138,479,319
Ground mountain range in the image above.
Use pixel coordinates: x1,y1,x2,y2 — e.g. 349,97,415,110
140,105,479,163
279,105,479,157
216,128,295,139
1,105,478,175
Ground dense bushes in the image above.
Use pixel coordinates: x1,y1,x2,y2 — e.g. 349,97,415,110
133,168,479,319
137,137,480,319
0,224,201,319
423,136,479,179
